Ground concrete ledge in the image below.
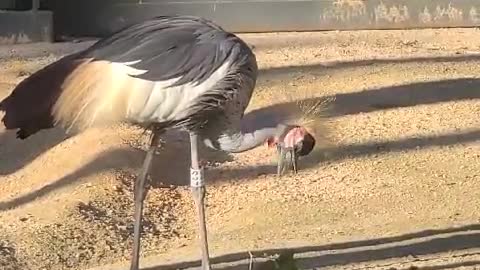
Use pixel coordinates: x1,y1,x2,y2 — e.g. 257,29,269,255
0,10,53,44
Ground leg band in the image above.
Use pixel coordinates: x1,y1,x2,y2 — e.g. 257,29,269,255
190,167,205,188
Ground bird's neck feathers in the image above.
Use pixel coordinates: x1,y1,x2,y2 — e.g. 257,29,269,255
204,121,291,154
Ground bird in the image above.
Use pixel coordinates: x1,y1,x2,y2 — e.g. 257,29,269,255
0,15,317,270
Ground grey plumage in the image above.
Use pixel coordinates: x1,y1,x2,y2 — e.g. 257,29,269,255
85,16,246,86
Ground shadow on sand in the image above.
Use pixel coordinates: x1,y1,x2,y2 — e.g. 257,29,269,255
248,77,480,120
137,223,480,270
259,53,480,80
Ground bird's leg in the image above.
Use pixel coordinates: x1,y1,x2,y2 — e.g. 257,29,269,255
189,132,212,270
277,145,288,176
291,149,298,174
130,131,161,270
277,145,300,176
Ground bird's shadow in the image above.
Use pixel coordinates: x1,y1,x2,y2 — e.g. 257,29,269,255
138,223,480,270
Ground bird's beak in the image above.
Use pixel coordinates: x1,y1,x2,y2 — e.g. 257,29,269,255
276,144,299,176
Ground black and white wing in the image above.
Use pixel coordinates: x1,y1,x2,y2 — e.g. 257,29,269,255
52,15,255,131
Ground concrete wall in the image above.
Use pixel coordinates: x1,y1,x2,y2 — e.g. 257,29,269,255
0,10,53,44
2,0,480,44
52,0,480,39
0,0,53,44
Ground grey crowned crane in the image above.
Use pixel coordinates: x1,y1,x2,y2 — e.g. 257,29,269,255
0,15,317,270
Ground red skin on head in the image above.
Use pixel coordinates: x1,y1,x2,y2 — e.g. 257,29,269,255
283,127,307,148
266,126,307,148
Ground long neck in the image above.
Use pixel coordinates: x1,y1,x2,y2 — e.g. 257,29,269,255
201,114,289,153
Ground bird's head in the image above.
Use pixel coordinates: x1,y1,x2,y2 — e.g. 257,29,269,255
267,125,316,176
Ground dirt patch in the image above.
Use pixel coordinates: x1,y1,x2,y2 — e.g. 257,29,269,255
1,28,480,270
15,170,190,270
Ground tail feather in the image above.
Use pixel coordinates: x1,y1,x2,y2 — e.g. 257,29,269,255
1,51,158,139
1,47,196,140
0,52,85,139
50,58,156,133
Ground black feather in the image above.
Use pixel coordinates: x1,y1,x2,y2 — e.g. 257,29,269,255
0,53,84,139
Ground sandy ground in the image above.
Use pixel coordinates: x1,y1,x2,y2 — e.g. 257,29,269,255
1,28,480,270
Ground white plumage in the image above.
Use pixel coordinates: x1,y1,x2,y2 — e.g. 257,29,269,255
52,58,232,133
126,60,232,124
